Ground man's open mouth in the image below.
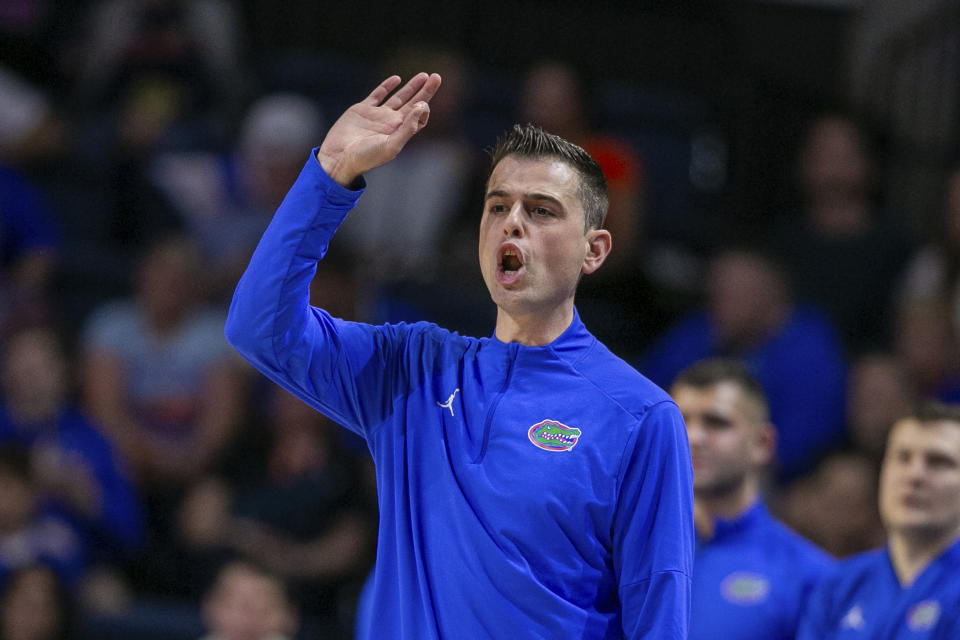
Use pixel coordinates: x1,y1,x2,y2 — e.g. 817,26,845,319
495,244,525,285
501,248,523,274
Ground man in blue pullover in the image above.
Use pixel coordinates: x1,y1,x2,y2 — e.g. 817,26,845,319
225,72,694,639
798,402,960,639
671,359,832,640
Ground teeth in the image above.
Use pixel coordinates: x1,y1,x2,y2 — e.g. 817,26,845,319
500,247,523,275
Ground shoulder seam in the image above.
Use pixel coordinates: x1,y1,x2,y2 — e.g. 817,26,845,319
556,340,662,422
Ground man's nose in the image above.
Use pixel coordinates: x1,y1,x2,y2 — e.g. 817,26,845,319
904,457,929,482
503,203,525,237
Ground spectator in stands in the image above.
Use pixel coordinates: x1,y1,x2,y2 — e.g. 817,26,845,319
893,296,960,404
641,246,848,480
199,559,298,640
671,358,832,640
845,351,916,464
776,450,884,559
798,402,960,637
0,445,85,589
68,0,241,124
149,91,326,302
773,112,913,352
179,384,373,633
0,326,143,563
0,564,74,640
81,234,244,487
80,234,246,596
55,0,243,307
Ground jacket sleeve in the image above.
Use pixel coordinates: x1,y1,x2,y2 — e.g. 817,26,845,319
224,152,407,436
615,400,694,639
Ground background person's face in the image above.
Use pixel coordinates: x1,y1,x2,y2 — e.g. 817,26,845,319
879,419,960,541
1,330,66,417
706,252,783,349
673,381,769,497
203,566,294,640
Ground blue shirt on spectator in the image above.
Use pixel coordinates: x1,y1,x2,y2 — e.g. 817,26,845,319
0,166,58,268
0,404,143,558
640,308,847,480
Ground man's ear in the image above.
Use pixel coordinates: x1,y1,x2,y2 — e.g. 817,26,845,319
751,422,777,468
582,229,612,275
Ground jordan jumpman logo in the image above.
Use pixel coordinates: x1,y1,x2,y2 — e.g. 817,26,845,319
437,388,460,416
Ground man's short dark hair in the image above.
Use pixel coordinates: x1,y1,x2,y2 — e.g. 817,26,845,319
913,400,960,426
672,358,770,422
488,123,609,232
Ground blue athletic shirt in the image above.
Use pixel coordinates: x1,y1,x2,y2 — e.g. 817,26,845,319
691,502,833,640
797,537,960,639
224,153,694,639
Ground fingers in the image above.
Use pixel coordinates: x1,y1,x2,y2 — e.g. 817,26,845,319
383,72,428,109
367,72,443,112
384,72,443,110
405,73,442,110
364,75,402,106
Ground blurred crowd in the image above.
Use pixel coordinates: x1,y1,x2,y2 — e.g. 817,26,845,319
1,1,959,639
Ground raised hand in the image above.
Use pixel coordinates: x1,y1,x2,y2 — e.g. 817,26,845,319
316,72,442,186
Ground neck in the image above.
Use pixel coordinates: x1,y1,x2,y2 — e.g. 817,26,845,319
494,303,575,346
717,304,790,354
888,525,960,587
694,477,758,539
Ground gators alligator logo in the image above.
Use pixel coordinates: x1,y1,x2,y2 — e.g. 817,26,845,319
528,420,582,452
720,571,770,605
907,601,940,631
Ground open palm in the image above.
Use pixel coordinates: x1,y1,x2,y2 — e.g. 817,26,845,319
317,72,442,186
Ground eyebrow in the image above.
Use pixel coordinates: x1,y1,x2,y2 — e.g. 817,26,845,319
484,190,565,209
701,410,734,426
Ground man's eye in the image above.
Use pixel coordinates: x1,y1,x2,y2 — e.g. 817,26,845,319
489,204,507,213
703,416,732,430
928,455,958,470
533,206,554,217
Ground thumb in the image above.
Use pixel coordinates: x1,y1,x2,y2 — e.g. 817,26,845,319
410,101,431,132
389,101,431,150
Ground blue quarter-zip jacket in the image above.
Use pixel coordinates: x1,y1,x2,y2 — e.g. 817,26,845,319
225,153,694,639
691,502,833,640
798,537,960,639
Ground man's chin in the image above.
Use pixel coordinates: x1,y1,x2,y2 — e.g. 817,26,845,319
489,286,528,308
693,476,747,500
886,519,950,541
